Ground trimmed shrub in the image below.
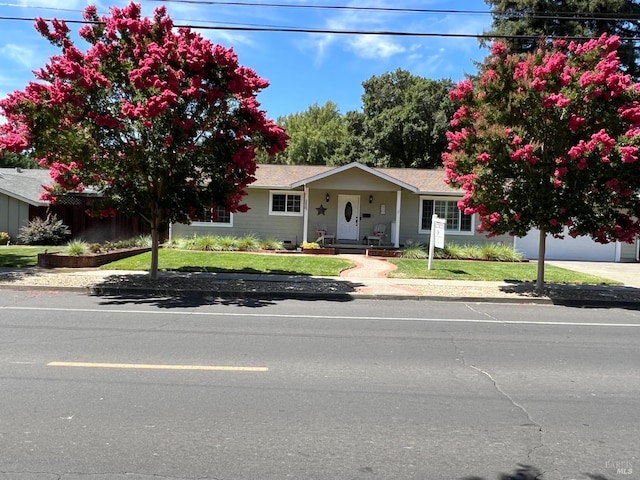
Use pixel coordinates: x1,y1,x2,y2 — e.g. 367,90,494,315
401,243,428,259
66,239,90,256
18,213,71,245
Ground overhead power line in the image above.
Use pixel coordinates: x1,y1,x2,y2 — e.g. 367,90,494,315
2,2,640,23
1,14,638,42
140,0,640,21
0,2,639,41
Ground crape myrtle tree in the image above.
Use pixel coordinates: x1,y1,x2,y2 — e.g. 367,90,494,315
482,0,640,79
0,3,287,279
444,34,640,294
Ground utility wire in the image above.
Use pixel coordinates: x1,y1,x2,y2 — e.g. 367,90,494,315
2,1,640,23
1,15,638,41
140,0,640,21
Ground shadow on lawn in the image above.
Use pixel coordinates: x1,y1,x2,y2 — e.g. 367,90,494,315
173,265,316,275
0,252,39,268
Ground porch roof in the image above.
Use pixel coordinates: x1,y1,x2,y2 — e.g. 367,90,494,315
253,162,461,194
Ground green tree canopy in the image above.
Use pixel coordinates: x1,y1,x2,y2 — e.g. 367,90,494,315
445,35,640,293
482,0,640,78
265,101,347,165
0,152,39,169
358,70,455,168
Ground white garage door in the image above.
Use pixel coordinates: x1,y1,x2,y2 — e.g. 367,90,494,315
514,228,619,261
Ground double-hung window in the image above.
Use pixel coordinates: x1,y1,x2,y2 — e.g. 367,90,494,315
192,205,233,226
419,197,473,233
270,191,303,216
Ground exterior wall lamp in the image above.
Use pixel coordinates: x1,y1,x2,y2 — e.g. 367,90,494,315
325,193,330,202
369,194,373,204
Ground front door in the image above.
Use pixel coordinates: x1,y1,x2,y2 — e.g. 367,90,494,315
337,195,360,241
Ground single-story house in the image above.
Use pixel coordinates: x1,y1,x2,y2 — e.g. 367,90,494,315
171,162,640,262
0,167,145,243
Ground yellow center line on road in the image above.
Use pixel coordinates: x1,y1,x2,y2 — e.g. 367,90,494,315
47,361,268,372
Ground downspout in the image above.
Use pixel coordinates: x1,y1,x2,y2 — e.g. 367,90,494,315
302,184,309,244
394,190,401,247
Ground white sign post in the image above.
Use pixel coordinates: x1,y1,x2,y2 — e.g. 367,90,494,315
428,214,446,270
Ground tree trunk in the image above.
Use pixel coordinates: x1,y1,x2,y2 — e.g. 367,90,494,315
150,226,159,280
536,229,547,295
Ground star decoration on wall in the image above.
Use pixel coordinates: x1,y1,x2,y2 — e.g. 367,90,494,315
316,204,327,215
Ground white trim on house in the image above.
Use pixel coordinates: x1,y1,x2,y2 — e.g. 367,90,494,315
269,190,304,217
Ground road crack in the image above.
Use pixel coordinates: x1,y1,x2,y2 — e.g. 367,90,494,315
449,334,545,466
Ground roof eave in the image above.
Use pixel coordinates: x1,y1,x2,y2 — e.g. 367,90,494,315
290,162,420,193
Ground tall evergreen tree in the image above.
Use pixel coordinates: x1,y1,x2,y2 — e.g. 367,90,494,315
358,70,454,169
265,101,347,165
482,0,640,78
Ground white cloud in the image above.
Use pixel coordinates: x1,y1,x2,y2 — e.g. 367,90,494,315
346,35,406,59
0,44,39,69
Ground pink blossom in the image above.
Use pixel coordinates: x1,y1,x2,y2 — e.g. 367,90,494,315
568,114,586,132
476,152,491,163
620,145,638,163
449,79,473,101
490,42,508,56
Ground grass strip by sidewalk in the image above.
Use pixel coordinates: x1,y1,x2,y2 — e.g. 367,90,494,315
100,250,353,276
387,258,620,285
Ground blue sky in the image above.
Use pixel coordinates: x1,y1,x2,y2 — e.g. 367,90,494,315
0,0,493,121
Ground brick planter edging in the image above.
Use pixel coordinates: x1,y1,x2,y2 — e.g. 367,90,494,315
302,248,336,255
366,249,402,257
38,247,152,269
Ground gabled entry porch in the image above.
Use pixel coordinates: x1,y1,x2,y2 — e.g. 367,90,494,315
293,163,417,249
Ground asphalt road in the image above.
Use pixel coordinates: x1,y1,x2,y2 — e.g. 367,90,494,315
0,289,638,480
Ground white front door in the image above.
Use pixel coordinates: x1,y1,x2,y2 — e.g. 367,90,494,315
337,195,360,241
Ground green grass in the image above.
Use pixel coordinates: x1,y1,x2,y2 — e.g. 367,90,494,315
100,250,353,276
0,246,63,268
0,245,621,284
387,258,620,285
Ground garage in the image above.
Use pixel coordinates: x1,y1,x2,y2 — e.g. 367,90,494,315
514,228,620,261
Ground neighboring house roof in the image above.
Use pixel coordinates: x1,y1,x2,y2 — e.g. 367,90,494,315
253,162,460,194
0,168,50,206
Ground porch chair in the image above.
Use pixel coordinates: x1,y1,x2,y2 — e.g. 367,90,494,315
315,224,335,246
367,223,386,246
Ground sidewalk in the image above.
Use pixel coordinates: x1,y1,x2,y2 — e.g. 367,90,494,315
0,255,639,306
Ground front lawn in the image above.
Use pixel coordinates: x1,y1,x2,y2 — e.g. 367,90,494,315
0,246,64,268
0,246,621,285
387,258,620,285
101,250,353,276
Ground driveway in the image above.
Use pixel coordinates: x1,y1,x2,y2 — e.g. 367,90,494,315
547,261,640,288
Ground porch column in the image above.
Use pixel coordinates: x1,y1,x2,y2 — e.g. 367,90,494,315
302,184,309,244
394,190,401,248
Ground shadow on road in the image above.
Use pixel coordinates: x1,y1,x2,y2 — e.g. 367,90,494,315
499,281,640,310
90,272,360,308
462,463,615,480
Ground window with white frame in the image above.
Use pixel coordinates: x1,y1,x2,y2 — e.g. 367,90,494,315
192,205,233,226
419,197,473,233
270,191,303,216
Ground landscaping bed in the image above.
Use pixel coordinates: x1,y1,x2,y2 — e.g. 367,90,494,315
37,247,152,268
